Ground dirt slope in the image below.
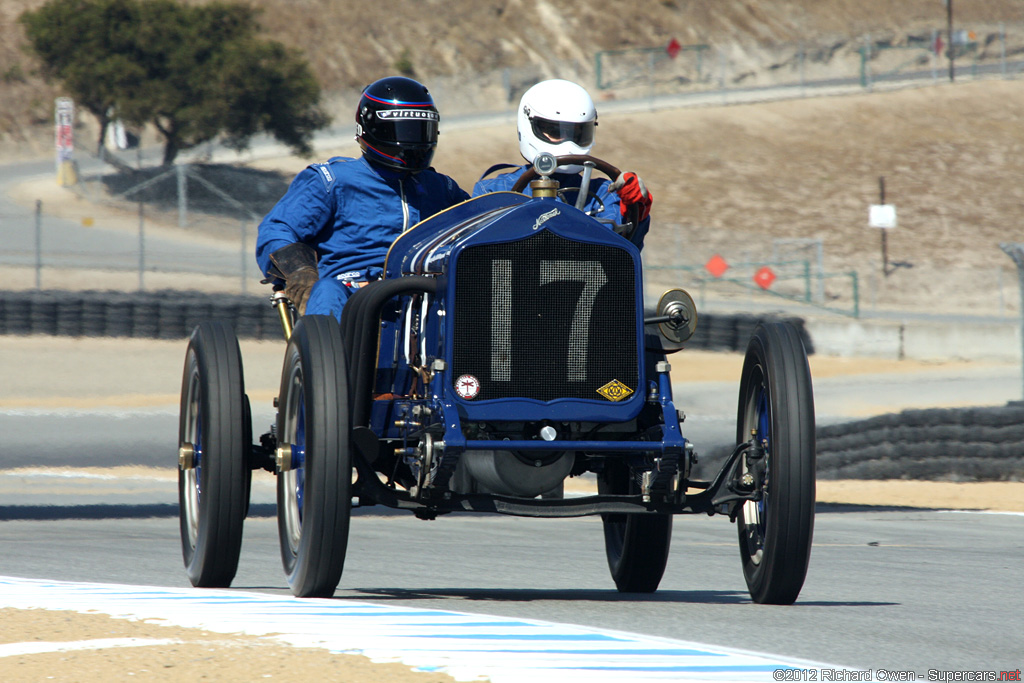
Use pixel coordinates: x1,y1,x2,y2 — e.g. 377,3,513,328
4,0,1024,149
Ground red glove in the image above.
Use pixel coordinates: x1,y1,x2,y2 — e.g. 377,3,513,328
609,172,653,221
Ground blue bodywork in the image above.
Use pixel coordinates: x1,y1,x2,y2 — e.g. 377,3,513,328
364,190,686,470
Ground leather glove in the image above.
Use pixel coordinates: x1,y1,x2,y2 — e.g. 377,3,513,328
269,243,319,315
608,171,653,222
283,267,318,315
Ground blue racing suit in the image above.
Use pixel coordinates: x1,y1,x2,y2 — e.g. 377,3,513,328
257,155,469,320
472,163,650,250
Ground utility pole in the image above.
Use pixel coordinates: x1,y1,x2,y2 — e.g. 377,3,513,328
946,0,955,82
1000,243,1024,402
880,177,889,276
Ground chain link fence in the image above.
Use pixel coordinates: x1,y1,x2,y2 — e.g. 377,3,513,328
582,22,1024,101
3,163,288,296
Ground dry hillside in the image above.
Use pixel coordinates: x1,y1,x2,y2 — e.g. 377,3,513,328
3,0,1024,149
3,0,1024,317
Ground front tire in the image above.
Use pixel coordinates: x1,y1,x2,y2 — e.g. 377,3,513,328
735,321,815,604
276,315,352,598
598,460,673,593
178,321,250,587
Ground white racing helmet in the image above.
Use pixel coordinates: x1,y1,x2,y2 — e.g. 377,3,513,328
518,79,597,173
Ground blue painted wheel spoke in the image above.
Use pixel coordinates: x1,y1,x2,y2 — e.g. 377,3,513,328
296,393,307,516
195,396,204,500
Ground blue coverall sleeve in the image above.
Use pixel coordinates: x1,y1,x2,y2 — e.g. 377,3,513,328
448,177,472,204
472,167,523,197
594,180,651,250
255,167,336,277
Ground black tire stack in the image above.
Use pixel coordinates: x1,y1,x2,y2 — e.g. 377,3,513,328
817,404,1024,481
1,289,282,340
685,312,815,354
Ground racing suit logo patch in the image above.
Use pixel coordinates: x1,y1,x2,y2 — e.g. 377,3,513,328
316,164,334,183
597,379,633,402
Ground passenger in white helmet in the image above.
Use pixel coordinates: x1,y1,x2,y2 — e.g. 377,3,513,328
472,79,652,248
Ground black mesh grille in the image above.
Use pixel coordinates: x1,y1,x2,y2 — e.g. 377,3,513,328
453,230,638,402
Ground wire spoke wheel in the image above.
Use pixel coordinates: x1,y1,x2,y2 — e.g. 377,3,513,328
735,322,816,605
178,321,250,588
276,315,352,598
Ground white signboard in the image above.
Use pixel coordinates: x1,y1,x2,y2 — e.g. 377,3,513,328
869,204,897,229
55,97,74,162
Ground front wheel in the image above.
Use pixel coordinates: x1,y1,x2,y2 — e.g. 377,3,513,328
598,460,673,593
276,315,352,598
735,321,816,604
178,321,251,587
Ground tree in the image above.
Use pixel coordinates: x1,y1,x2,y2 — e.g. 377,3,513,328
20,0,329,166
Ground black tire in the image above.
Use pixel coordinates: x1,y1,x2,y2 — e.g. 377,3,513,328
178,321,251,587
598,460,673,593
276,315,352,598
735,321,816,604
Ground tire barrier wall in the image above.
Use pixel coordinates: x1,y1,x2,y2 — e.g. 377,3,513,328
816,404,1024,482
4,290,1019,481
0,290,813,353
683,312,815,355
0,290,283,341
696,404,1024,483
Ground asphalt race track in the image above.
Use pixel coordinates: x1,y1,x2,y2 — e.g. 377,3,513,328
2,364,1023,679
0,505,1022,678
2,116,1022,681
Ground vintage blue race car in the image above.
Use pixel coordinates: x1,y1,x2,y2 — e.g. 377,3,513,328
177,153,816,604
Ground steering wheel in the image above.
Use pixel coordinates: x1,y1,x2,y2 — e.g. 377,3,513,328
510,154,640,234
558,187,604,217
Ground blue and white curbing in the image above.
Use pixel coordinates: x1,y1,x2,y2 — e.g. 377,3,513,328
0,576,842,682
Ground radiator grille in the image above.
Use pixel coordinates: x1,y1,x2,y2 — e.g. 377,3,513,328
453,230,638,402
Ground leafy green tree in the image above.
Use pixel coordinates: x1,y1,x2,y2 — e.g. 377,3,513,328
18,0,145,159
20,0,329,165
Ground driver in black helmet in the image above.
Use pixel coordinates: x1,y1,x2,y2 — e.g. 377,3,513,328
256,76,470,320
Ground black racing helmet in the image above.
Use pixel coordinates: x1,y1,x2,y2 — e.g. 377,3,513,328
355,76,439,172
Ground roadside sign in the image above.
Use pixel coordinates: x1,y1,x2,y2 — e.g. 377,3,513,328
55,97,76,186
705,254,729,278
753,266,776,290
55,97,74,162
869,204,897,229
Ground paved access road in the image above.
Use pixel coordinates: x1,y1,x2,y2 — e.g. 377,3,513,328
0,157,248,280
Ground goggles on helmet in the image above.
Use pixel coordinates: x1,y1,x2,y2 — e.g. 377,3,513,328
529,116,595,147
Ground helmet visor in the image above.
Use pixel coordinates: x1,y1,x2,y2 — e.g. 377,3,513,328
370,109,439,145
530,116,594,147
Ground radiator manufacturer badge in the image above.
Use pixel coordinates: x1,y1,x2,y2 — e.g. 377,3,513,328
532,208,560,230
455,374,481,400
597,379,633,402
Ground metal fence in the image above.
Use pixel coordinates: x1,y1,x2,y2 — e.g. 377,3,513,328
1,163,283,296
577,23,1024,102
